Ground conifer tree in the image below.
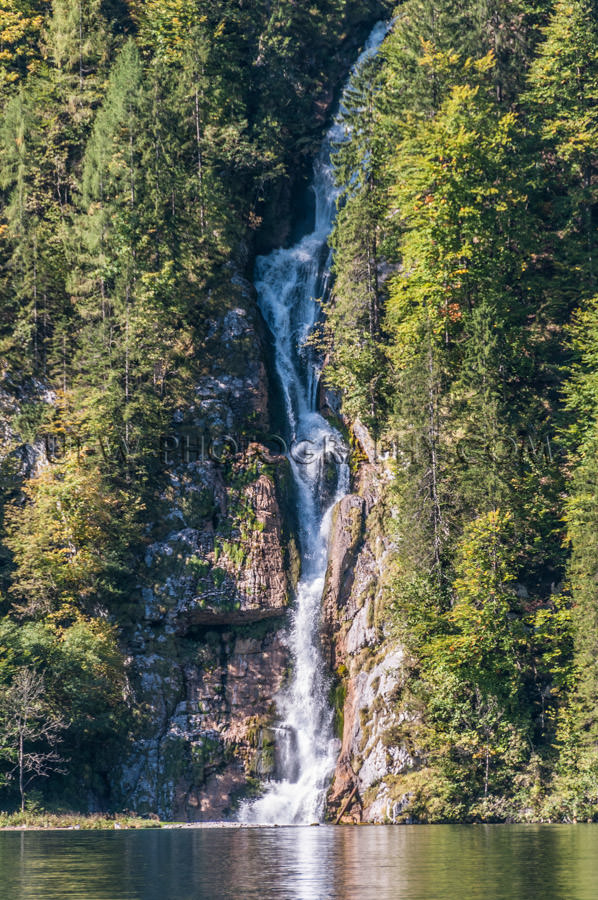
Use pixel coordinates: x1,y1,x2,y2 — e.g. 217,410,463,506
77,39,167,466
562,297,598,745
528,0,598,784
0,0,112,381
384,53,537,569
527,0,598,295
325,53,388,428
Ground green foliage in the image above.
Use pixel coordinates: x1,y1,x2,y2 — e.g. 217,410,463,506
325,0,598,821
389,513,572,820
526,0,598,299
3,0,598,823
330,677,347,740
557,295,598,776
0,0,47,99
5,450,143,615
0,0,396,814
321,51,389,428
0,614,128,807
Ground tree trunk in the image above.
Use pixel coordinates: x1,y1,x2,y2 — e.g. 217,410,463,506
79,0,83,90
19,731,24,813
427,343,442,571
194,87,206,233
125,285,130,449
585,162,594,290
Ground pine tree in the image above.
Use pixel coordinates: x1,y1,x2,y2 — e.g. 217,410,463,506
380,0,548,121
525,0,598,791
77,39,167,470
0,0,112,381
527,0,598,295
562,297,598,745
384,55,529,566
324,53,388,428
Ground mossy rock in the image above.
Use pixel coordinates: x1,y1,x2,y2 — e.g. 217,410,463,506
329,679,347,740
179,488,217,525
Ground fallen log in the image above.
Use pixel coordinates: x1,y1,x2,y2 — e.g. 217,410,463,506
334,783,358,825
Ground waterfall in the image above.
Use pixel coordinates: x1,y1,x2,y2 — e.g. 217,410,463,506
239,21,388,826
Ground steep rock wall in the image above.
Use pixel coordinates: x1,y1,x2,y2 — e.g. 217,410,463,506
118,15,397,820
117,273,296,820
322,424,415,823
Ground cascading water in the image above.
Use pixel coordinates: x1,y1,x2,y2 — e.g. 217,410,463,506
239,21,388,826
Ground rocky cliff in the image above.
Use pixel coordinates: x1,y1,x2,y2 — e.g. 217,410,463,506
115,77,412,823
0,125,411,831
322,424,414,824
114,264,414,824
114,26,407,821
116,271,299,820
1,296,412,823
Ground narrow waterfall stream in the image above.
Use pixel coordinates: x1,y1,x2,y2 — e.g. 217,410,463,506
239,21,388,826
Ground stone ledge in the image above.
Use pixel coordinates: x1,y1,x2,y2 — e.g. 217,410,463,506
177,606,288,629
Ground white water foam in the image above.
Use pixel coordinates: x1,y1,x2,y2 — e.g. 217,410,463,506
239,21,388,825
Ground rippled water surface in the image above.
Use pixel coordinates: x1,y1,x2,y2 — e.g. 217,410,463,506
1,825,597,900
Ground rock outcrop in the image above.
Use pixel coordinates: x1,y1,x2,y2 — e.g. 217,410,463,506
0,373,56,480
117,273,296,819
322,427,414,823
119,622,288,820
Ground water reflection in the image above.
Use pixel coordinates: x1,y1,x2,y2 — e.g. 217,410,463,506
0,825,597,899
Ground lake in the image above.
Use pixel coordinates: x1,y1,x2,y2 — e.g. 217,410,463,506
0,824,596,899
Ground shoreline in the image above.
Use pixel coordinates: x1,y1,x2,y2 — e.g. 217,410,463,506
0,817,593,831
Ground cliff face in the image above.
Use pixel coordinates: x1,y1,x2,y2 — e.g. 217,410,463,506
115,22,403,820
119,623,289,820
116,119,412,826
115,267,413,824
322,426,414,824
117,274,295,820
1,299,414,824
0,278,296,820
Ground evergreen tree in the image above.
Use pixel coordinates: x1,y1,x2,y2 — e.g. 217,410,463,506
562,297,598,748
324,53,388,428
3,0,595,819
384,53,538,571
527,0,598,296
0,0,112,380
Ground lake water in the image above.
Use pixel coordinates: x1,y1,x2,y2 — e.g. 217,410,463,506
0,824,597,899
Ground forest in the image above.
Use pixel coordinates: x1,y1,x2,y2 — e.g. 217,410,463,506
325,0,598,820
1,0,598,823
